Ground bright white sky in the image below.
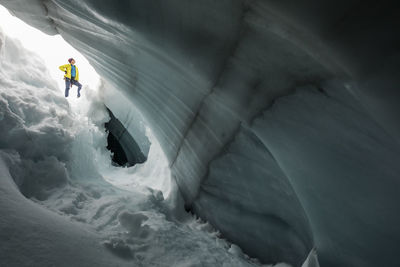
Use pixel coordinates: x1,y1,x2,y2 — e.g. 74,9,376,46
0,5,100,99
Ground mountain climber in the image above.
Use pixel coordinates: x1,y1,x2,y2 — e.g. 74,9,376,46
59,58,82,98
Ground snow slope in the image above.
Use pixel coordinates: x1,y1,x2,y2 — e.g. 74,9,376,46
1,1,400,266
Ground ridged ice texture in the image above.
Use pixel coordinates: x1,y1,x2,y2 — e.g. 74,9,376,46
1,0,399,266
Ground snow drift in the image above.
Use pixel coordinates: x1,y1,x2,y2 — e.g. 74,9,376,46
1,1,400,266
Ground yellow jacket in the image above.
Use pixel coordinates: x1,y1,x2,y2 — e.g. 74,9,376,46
59,64,79,81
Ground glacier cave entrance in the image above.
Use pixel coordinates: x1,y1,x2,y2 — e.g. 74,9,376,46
0,5,100,96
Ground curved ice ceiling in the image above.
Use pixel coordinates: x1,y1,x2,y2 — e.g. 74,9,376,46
1,0,399,266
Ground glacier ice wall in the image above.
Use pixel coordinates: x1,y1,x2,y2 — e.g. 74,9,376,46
1,1,399,266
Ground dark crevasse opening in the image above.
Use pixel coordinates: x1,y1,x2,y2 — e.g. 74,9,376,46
104,107,147,167
106,131,128,166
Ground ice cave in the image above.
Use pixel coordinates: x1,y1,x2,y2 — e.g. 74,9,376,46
0,1,399,267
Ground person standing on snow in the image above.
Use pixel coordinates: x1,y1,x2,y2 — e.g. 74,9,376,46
59,58,82,98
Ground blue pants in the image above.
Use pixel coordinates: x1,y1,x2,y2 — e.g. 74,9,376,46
65,78,82,97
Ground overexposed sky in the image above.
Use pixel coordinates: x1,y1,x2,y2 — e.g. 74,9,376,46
0,5,100,97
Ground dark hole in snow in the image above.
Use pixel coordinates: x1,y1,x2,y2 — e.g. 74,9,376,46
106,131,129,166
104,107,147,167
184,203,193,213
